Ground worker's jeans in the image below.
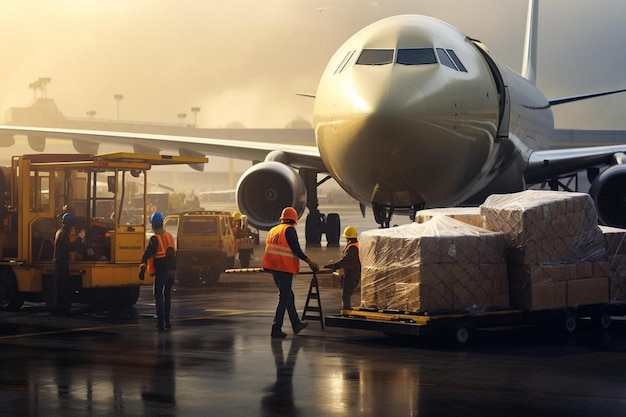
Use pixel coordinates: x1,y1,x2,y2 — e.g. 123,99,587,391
271,270,299,332
154,270,175,325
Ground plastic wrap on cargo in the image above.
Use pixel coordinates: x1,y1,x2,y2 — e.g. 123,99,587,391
414,207,484,228
599,225,626,302
360,216,509,313
480,190,606,264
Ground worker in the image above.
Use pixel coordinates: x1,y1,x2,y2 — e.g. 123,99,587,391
325,226,361,310
52,212,81,316
140,211,177,331
262,206,319,338
232,211,242,237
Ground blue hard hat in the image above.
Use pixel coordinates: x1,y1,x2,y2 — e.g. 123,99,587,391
150,211,164,225
61,212,75,226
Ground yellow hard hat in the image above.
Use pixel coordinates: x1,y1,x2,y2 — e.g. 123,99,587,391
233,211,242,220
280,207,298,223
343,226,357,239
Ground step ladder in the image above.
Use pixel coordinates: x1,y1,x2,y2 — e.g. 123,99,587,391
301,273,325,329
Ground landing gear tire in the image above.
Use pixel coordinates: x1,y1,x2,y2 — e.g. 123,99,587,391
306,213,324,246
326,213,341,247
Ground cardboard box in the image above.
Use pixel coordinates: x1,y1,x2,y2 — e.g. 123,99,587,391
567,277,609,307
360,217,508,312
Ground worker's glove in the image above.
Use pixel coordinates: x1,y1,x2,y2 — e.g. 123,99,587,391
139,264,147,281
306,259,319,272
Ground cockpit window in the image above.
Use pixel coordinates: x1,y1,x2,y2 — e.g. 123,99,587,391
436,48,457,70
446,49,468,72
396,48,437,65
356,49,394,65
334,50,356,74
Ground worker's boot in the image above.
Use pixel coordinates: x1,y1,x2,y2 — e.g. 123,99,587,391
293,321,308,335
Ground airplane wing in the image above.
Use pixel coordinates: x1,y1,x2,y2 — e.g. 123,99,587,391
526,145,626,184
0,125,326,172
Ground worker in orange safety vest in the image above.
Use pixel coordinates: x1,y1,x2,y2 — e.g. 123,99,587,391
325,226,361,310
262,206,319,338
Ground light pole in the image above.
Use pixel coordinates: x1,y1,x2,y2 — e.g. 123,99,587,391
29,81,40,99
190,107,201,127
113,94,124,121
86,110,97,119
177,113,187,126
38,77,51,98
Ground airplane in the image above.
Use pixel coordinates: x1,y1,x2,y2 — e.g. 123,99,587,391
1,0,626,246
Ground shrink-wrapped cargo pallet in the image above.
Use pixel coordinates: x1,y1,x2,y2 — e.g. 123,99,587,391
360,216,509,312
479,190,608,310
480,190,606,264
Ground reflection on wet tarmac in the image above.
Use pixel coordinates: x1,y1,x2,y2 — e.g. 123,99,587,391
261,338,302,416
142,333,177,413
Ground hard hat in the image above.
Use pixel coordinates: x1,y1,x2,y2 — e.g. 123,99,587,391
279,207,298,223
61,212,75,226
150,211,164,225
343,225,357,239
233,211,242,220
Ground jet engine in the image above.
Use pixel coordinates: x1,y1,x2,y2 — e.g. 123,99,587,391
589,164,626,228
236,161,307,230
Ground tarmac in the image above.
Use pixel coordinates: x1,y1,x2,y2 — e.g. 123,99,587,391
1,208,626,416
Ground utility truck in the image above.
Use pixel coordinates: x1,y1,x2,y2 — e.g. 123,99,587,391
162,210,258,285
0,152,207,310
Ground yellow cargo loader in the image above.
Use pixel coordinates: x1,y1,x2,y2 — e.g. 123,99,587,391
0,152,207,311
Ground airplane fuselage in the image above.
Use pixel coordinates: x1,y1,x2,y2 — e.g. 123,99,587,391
314,15,553,210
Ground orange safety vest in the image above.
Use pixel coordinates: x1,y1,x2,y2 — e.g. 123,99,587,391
345,241,360,257
147,231,176,275
262,223,300,274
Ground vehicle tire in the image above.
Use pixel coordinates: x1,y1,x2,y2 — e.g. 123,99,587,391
326,213,341,247
454,324,471,345
89,287,140,309
177,268,201,286
206,268,221,284
0,271,23,310
239,249,252,268
593,310,611,330
114,286,141,309
564,311,578,334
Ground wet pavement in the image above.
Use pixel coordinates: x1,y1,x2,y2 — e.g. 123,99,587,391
1,208,626,416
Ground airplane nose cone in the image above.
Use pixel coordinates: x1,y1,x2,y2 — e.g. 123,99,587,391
316,65,500,208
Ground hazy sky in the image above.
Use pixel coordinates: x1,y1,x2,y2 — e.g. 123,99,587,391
1,0,626,130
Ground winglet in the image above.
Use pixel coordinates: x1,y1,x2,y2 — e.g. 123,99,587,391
520,0,538,85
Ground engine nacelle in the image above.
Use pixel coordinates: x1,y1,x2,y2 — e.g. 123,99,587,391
589,164,626,228
236,161,307,231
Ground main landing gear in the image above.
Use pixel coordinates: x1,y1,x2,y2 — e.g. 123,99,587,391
300,169,341,247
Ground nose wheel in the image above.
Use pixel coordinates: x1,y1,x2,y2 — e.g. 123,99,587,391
372,203,394,228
